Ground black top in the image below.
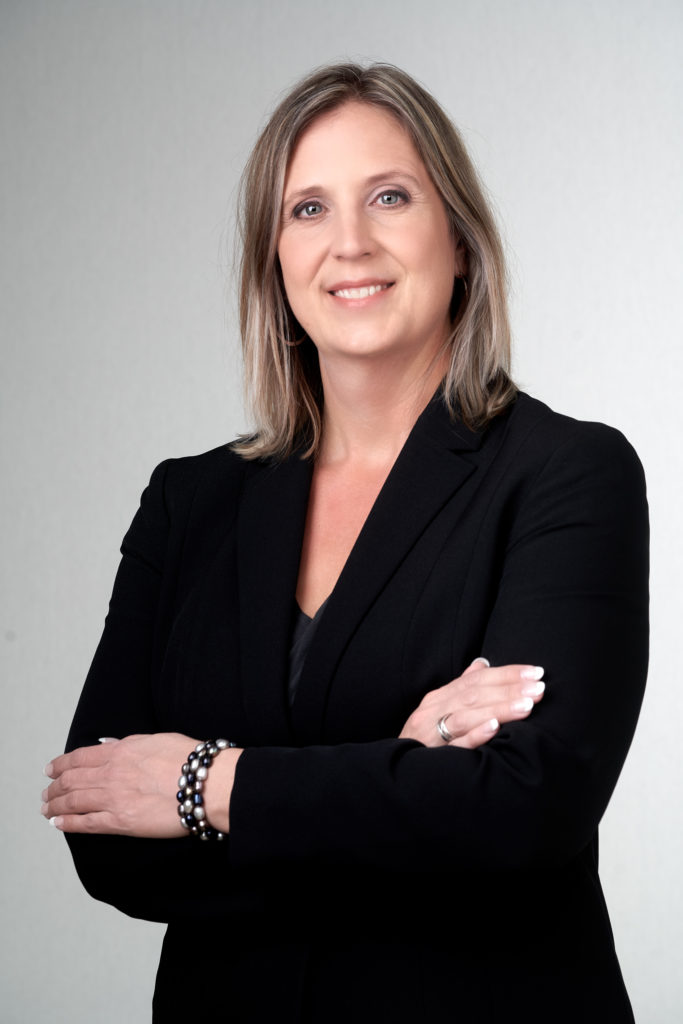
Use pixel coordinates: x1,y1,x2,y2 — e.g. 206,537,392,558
288,598,329,704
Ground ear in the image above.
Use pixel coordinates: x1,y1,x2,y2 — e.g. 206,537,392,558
453,235,468,279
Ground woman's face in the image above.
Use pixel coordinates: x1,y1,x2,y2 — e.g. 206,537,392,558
278,102,463,374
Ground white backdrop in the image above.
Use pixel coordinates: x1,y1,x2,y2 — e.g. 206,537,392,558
2,1,681,1020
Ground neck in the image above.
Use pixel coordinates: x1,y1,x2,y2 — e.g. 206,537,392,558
317,349,447,468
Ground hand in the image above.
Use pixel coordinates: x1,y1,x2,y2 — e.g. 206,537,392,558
398,658,545,749
41,734,242,837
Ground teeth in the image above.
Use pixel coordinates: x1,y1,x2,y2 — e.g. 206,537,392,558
333,284,389,299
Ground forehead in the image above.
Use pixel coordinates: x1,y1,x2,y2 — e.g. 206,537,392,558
285,102,425,183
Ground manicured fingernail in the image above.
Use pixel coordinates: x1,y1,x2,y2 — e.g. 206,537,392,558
521,681,545,697
520,666,544,681
41,788,48,801
485,718,499,734
43,763,54,778
511,697,534,713
41,802,48,815
48,816,63,829
98,737,118,743
474,657,491,668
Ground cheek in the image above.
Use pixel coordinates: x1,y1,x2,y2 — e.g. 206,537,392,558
277,241,297,293
278,237,318,304
438,240,460,307
411,229,459,325
416,229,458,298
278,251,316,332
411,215,457,271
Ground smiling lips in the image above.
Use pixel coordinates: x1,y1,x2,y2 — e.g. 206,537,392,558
329,282,393,300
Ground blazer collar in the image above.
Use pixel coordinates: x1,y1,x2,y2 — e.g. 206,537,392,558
236,451,313,744
237,395,485,744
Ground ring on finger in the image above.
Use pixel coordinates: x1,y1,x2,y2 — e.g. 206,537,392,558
437,714,455,743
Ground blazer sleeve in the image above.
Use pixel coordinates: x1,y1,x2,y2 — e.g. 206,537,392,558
228,423,649,873
63,459,239,924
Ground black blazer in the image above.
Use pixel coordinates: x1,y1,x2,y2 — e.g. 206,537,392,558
65,392,649,1023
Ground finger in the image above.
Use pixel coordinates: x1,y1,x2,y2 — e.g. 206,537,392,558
464,677,546,709
473,690,543,730
450,717,500,750
469,664,544,686
42,786,111,819
47,811,118,834
434,689,542,746
425,665,544,711
45,743,116,780
465,663,544,682
44,735,141,778
519,679,546,699
454,664,545,704
47,808,186,840
42,764,108,805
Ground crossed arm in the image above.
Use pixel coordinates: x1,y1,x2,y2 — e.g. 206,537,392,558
41,419,649,917
42,659,546,836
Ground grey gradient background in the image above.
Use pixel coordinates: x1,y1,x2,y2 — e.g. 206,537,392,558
2,1,682,1020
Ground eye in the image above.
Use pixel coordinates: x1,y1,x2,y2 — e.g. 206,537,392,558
375,189,409,207
293,200,324,219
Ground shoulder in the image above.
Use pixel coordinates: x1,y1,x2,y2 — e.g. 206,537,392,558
487,395,649,555
498,392,646,489
153,442,246,494
132,442,256,531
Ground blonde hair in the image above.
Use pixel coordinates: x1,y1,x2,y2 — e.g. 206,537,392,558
235,62,516,459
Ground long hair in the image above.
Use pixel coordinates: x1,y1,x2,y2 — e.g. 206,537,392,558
235,62,516,459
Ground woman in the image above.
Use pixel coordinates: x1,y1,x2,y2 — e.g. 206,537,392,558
42,63,648,1022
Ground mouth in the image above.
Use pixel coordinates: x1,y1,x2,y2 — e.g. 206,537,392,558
328,282,393,300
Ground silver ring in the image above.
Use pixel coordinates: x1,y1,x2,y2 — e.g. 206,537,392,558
437,714,454,743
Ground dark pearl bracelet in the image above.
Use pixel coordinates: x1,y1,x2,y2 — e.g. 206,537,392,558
176,738,236,841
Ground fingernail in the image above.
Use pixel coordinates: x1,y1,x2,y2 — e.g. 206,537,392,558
48,816,63,829
485,718,499,734
43,763,54,778
520,666,544,681
41,788,48,802
41,802,48,815
98,737,118,743
511,697,534,713
474,657,491,668
521,681,545,697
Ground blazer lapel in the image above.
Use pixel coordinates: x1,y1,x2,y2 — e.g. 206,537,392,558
237,453,313,744
290,398,485,743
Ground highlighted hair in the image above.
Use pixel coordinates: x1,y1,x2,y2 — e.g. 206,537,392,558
235,62,516,459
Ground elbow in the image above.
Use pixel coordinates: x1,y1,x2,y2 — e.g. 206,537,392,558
482,800,598,872
65,833,173,924
459,745,606,872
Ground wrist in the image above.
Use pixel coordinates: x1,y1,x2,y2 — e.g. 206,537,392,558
202,747,242,834
176,739,242,839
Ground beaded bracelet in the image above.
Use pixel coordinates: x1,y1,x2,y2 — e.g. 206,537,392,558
176,738,236,841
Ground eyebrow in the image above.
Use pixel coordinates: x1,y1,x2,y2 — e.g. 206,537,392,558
282,169,424,209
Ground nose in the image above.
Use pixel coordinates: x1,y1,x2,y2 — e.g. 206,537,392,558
330,206,375,260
